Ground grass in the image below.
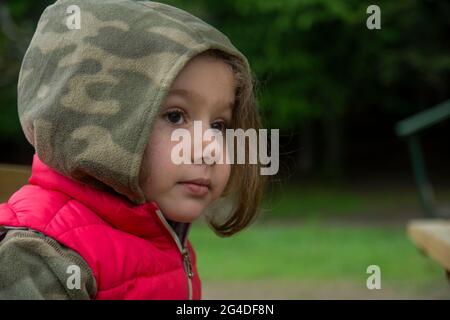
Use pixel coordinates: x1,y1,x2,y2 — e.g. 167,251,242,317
190,220,447,294
260,182,450,220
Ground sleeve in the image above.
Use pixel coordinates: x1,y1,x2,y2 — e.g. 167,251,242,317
0,228,97,300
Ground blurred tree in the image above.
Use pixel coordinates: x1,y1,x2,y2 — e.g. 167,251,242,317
165,0,450,178
1,0,449,175
0,0,54,147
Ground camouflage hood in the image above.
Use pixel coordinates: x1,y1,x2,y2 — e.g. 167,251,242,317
18,0,250,204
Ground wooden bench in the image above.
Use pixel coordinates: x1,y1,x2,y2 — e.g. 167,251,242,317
407,219,450,282
0,164,31,202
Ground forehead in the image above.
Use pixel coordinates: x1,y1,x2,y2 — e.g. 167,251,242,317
168,55,236,108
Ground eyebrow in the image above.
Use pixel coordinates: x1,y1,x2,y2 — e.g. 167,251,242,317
168,88,234,111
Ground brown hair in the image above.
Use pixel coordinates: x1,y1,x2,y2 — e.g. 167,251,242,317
199,49,267,237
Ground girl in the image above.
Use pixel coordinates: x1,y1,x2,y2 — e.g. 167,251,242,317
0,0,265,299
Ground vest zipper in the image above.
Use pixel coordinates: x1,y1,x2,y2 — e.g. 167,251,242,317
155,209,193,300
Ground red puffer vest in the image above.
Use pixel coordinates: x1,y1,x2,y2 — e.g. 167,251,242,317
0,154,201,299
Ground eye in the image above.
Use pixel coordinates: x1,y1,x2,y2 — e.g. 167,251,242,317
163,109,186,125
211,121,227,133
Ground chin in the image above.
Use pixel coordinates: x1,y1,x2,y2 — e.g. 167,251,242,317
165,211,201,223
162,203,205,223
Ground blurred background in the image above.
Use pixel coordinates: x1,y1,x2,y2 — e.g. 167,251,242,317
0,0,449,299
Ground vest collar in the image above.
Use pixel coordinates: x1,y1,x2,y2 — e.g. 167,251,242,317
28,154,191,244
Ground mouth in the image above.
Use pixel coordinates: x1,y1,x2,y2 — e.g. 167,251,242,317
178,178,211,197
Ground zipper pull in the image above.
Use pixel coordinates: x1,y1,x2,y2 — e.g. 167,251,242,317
182,248,194,278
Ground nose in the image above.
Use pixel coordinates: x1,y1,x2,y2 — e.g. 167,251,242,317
190,120,224,165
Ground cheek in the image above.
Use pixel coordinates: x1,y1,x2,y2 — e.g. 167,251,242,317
148,122,177,164
142,127,178,189
214,163,231,194
147,142,176,176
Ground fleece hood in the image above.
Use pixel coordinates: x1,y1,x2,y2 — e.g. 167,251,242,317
18,0,250,204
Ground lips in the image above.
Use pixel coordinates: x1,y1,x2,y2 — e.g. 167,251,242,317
180,178,211,188
178,178,211,196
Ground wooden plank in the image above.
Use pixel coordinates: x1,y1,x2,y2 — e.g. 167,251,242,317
407,219,450,271
0,164,31,202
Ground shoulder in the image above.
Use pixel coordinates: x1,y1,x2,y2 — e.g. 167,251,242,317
6,185,101,230
0,227,97,299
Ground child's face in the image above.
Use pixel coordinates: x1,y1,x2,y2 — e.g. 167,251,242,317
139,54,234,223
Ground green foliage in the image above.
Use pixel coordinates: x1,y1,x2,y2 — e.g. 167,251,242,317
0,0,55,143
1,0,449,138
165,0,450,129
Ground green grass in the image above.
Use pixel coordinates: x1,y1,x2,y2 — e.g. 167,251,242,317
190,220,446,292
260,183,450,219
